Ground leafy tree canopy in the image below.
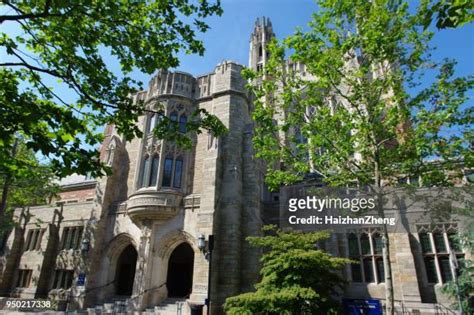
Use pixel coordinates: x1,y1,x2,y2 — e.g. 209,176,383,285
0,138,58,232
421,0,474,29
224,226,350,315
242,1,472,314
0,0,223,179
243,0,473,191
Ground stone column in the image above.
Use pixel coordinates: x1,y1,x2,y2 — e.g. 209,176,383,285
132,220,152,310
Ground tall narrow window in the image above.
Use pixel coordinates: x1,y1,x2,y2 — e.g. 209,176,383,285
173,158,183,188
419,233,432,253
373,233,383,254
360,233,370,255
149,155,159,187
419,225,464,284
179,115,187,133
347,231,383,283
24,229,43,251
439,257,453,282
375,258,385,282
363,258,374,282
53,270,74,289
162,157,173,187
348,233,362,282
61,226,83,250
424,257,438,283
140,156,150,188
434,233,447,253
16,269,32,288
169,112,178,130
146,114,157,134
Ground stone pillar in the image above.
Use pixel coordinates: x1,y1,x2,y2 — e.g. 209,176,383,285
133,220,152,310
391,232,422,303
240,125,262,292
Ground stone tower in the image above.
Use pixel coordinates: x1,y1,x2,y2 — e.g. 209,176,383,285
248,16,275,72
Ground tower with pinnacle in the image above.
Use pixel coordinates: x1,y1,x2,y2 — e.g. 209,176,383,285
249,16,275,72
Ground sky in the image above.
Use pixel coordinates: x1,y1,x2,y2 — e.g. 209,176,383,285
1,0,472,164
147,0,474,83
2,0,473,96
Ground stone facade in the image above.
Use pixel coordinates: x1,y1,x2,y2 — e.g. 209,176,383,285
0,17,469,315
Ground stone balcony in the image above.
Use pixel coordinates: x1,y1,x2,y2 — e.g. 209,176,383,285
126,189,183,223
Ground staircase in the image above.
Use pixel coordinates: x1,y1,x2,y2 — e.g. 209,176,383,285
151,298,188,315
86,296,130,315
86,297,189,315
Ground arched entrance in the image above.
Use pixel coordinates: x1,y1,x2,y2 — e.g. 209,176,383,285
166,242,194,298
115,244,138,296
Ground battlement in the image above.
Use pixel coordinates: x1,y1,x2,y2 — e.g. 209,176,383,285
145,69,197,100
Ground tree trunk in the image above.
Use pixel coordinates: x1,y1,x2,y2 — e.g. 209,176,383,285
0,139,19,230
374,154,394,315
382,224,394,315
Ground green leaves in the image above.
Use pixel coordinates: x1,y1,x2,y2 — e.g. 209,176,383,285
0,0,222,178
421,0,474,29
246,0,472,191
224,227,350,314
153,108,228,149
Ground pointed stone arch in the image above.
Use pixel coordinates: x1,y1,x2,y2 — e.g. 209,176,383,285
154,230,199,260
105,233,138,260
104,233,138,290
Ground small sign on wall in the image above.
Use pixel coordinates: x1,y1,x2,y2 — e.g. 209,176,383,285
76,273,86,286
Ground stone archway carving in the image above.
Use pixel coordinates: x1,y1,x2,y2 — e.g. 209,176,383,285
105,233,138,284
154,230,199,260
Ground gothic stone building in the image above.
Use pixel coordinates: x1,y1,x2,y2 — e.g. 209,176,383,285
0,17,469,314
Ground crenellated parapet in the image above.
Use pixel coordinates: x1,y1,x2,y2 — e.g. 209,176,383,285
145,69,197,100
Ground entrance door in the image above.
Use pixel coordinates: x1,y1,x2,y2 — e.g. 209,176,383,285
166,243,194,298
115,244,138,296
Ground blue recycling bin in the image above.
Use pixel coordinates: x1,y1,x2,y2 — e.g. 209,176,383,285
343,298,382,315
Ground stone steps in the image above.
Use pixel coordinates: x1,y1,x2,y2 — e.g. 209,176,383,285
84,297,189,315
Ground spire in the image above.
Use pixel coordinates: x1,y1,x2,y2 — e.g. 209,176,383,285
249,17,275,71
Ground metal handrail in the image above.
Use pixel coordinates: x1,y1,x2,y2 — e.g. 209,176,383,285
130,281,167,300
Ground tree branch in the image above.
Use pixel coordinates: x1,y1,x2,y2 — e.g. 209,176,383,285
0,0,65,24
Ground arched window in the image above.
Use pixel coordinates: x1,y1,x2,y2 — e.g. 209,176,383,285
149,155,159,186
258,45,263,57
162,156,174,187
173,157,183,188
179,115,187,133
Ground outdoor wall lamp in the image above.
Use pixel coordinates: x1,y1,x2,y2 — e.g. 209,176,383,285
198,234,215,315
198,234,214,260
198,234,206,251
81,237,90,254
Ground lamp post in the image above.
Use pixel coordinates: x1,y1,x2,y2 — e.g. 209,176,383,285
197,234,214,315
81,238,90,254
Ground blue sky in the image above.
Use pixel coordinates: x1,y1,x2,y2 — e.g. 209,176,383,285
153,0,474,82
2,0,473,95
